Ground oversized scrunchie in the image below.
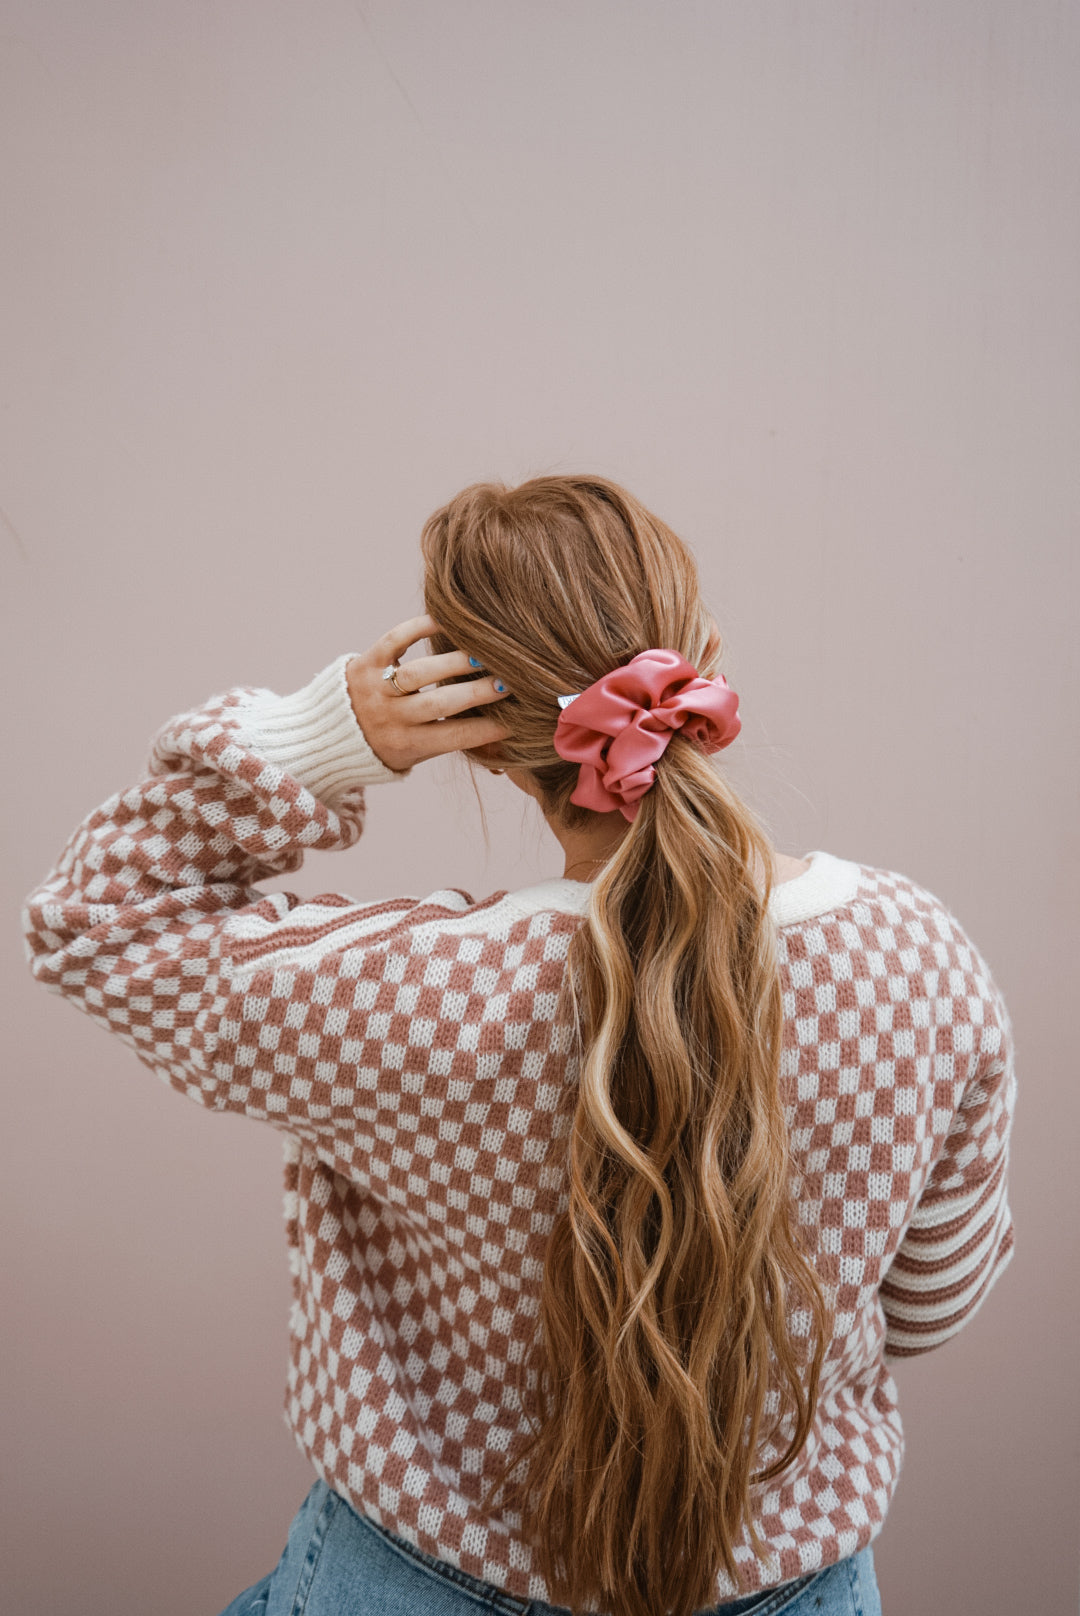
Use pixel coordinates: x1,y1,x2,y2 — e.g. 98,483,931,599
552,648,741,823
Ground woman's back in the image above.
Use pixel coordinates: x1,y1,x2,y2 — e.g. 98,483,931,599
261,845,1013,1604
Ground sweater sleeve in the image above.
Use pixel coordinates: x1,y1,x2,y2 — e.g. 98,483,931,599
20,654,433,1142
880,959,1017,1358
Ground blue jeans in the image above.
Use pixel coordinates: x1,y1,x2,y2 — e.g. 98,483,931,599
219,1479,883,1616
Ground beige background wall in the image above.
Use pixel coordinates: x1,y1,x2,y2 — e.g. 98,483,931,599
2,4,1076,1612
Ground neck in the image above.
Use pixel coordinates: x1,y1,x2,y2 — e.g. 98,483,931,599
556,819,793,894
552,818,630,882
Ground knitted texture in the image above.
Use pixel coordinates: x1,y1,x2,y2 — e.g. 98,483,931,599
22,657,1017,1604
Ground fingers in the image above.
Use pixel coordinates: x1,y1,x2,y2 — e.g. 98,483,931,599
403,674,510,725
416,712,513,761
385,648,479,693
361,615,516,768
372,613,442,667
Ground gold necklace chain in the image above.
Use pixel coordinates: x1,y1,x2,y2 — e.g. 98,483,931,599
562,854,617,881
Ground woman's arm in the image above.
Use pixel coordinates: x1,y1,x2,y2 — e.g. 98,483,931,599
880,958,1017,1358
21,618,511,1143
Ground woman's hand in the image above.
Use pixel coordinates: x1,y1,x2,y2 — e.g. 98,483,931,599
345,614,511,775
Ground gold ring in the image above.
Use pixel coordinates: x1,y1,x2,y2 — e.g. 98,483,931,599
382,662,409,695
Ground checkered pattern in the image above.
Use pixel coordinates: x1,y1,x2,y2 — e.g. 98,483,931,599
23,658,1017,1604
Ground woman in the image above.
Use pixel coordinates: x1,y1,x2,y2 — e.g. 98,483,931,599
24,475,1016,1616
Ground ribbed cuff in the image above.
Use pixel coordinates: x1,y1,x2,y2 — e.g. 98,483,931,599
239,654,411,809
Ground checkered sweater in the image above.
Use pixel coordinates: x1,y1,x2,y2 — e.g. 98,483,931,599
23,654,1017,1603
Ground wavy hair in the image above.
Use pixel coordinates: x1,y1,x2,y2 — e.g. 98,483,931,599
419,475,831,1616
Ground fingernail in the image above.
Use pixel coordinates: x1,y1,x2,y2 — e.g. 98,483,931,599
494,680,508,694
468,656,483,668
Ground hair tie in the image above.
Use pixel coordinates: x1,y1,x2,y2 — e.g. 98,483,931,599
553,648,741,822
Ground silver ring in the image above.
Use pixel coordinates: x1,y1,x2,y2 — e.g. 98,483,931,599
382,662,409,695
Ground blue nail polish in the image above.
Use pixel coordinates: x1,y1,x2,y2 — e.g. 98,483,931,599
494,680,507,694
468,656,482,667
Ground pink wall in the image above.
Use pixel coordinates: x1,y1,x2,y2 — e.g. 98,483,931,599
2,4,1076,1612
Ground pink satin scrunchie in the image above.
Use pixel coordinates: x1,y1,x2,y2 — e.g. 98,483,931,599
552,648,741,822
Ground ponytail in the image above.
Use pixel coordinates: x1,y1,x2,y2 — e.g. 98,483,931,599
421,475,832,1616
506,737,829,1616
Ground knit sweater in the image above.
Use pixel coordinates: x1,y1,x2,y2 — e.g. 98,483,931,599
22,654,1017,1604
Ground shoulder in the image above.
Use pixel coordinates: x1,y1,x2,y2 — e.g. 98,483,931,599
844,858,996,964
776,852,996,978
811,857,1010,1032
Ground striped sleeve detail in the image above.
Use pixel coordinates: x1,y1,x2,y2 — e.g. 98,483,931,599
880,1153,1015,1355
881,977,1017,1358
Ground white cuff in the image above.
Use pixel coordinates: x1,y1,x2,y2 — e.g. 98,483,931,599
239,654,411,809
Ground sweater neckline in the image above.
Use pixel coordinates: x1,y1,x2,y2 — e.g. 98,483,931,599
502,849,861,927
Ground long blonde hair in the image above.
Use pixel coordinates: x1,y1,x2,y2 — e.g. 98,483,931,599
420,475,831,1616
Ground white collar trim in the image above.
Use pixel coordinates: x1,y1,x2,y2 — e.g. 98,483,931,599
501,850,861,927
